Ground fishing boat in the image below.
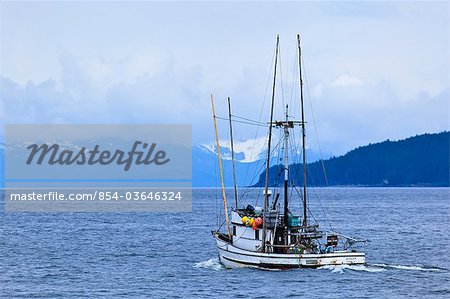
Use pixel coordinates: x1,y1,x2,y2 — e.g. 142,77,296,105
210,35,368,269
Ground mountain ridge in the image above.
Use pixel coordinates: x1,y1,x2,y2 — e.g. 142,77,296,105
253,131,449,187
0,132,448,187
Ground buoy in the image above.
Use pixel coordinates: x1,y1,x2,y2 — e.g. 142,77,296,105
249,218,255,226
255,217,263,227
242,216,248,224
252,221,258,230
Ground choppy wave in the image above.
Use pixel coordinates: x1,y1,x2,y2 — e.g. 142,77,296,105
194,258,225,271
194,259,444,273
319,264,386,273
372,263,444,272
319,263,444,274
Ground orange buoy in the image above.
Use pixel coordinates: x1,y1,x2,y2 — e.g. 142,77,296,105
252,221,258,230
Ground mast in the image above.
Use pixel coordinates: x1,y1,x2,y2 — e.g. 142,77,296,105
297,34,308,227
283,104,289,231
227,97,238,209
210,94,232,240
262,35,279,252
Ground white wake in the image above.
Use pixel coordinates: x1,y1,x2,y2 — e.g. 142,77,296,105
319,264,386,273
194,258,225,271
319,263,444,273
372,263,443,272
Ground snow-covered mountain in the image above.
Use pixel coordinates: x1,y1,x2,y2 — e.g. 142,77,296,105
199,137,268,163
193,139,331,187
192,144,265,187
0,139,331,188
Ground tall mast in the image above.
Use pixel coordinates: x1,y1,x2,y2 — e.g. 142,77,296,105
283,104,289,232
297,34,308,227
262,35,279,252
210,94,232,240
227,97,238,209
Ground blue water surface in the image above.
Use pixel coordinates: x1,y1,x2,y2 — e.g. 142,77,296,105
0,188,449,298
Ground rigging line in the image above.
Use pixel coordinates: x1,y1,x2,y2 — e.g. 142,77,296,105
278,43,286,110
240,44,277,191
305,163,333,230
217,43,276,232
272,131,289,208
239,135,284,207
292,184,319,225
288,134,302,211
300,150,331,228
214,142,219,229
228,224,255,243
215,116,268,127
289,45,297,112
239,134,268,202
288,181,294,210
272,131,283,191
231,114,267,125
239,157,266,200
289,136,317,224
239,160,266,202
287,129,301,171
209,119,221,230
239,134,284,203
287,132,333,230
302,55,338,229
215,111,232,232
301,56,330,187
239,145,267,200
286,130,303,213
288,137,305,215
289,126,299,163
238,132,284,206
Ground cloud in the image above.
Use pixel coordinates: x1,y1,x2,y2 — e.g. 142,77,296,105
1,43,447,154
306,77,449,154
0,48,208,128
331,73,364,87
0,1,448,154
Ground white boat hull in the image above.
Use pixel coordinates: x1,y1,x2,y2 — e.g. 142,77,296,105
214,233,365,269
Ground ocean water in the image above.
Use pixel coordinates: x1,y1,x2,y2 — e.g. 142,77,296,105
1,188,449,298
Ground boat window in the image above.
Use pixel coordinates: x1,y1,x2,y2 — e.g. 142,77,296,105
233,226,236,236
255,229,259,240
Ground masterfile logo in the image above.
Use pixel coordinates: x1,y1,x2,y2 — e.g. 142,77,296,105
5,124,192,212
26,141,170,171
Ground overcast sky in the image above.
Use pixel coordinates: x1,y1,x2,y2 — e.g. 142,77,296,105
0,1,448,154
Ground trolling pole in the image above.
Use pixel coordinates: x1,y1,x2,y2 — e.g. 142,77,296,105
297,34,308,228
227,97,239,209
211,94,232,240
262,35,279,252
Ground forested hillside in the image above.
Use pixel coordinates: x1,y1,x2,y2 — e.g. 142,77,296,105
254,132,449,187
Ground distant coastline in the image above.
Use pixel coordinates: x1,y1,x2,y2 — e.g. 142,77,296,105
253,132,449,188
1,131,449,188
